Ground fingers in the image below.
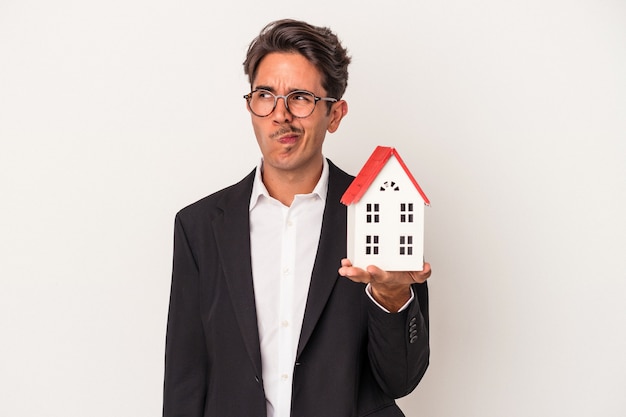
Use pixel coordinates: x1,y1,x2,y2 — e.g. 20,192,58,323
339,259,432,285
338,258,370,283
407,262,432,284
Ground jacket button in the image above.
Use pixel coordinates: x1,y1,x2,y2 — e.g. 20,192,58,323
410,336,418,344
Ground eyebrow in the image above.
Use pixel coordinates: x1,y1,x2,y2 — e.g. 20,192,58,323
253,85,313,94
254,85,276,92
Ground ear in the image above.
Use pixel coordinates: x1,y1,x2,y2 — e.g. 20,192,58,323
327,100,348,133
244,95,252,114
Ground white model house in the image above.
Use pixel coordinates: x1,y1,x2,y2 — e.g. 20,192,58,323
341,146,430,271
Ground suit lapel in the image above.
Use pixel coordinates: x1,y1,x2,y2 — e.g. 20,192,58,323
212,170,263,378
297,161,353,358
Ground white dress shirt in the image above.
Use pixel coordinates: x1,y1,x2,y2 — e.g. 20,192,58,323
249,159,328,417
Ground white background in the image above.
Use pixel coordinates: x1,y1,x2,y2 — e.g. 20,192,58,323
1,1,625,416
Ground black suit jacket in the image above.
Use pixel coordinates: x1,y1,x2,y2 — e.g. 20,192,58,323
163,160,429,417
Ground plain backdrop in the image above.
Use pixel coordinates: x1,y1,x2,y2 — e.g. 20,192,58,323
1,0,625,416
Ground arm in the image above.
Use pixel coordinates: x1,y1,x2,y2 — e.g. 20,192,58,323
339,260,431,397
163,214,207,417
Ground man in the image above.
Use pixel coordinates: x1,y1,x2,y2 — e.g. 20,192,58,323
163,19,431,417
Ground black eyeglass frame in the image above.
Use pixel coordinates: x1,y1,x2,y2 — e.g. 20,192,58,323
243,89,338,118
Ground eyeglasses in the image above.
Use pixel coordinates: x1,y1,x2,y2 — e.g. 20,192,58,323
243,89,338,118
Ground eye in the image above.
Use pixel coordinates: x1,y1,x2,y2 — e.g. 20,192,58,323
256,90,274,99
290,92,314,103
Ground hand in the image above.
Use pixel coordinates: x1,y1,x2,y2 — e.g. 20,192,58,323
338,259,432,312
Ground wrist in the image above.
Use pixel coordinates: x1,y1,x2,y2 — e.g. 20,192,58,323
369,285,411,313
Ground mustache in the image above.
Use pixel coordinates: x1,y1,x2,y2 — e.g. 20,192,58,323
269,126,303,139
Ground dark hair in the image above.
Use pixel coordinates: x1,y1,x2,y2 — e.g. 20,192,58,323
243,19,351,100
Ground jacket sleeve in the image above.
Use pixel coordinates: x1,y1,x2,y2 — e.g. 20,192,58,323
366,282,429,398
163,213,207,416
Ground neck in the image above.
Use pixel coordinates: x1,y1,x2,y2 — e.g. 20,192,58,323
262,160,324,206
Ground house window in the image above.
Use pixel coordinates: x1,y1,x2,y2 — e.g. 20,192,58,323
379,180,400,191
400,203,414,223
366,203,380,223
399,235,413,255
365,235,379,255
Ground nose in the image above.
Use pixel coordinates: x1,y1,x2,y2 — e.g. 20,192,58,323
272,96,293,123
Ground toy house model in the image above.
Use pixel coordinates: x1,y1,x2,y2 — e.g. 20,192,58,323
341,146,430,271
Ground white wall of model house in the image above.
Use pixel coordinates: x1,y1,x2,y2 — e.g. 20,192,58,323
346,153,428,271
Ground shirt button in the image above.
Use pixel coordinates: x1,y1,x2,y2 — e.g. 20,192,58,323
281,320,289,328
281,374,289,381
287,220,293,227
283,267,290,275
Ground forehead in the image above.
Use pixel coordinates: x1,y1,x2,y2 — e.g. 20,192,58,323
253,52,324,93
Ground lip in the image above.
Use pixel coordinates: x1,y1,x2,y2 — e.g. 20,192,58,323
277,134,299,144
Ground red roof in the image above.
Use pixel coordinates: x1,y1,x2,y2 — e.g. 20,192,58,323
340,146,430,206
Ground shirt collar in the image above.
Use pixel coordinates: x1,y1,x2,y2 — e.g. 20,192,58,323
249,157,329,211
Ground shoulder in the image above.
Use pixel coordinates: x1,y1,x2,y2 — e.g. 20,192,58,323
176,168,255,225
326,158,355,200
327,158,354,182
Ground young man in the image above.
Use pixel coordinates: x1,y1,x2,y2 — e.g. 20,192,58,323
163,19,431,417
